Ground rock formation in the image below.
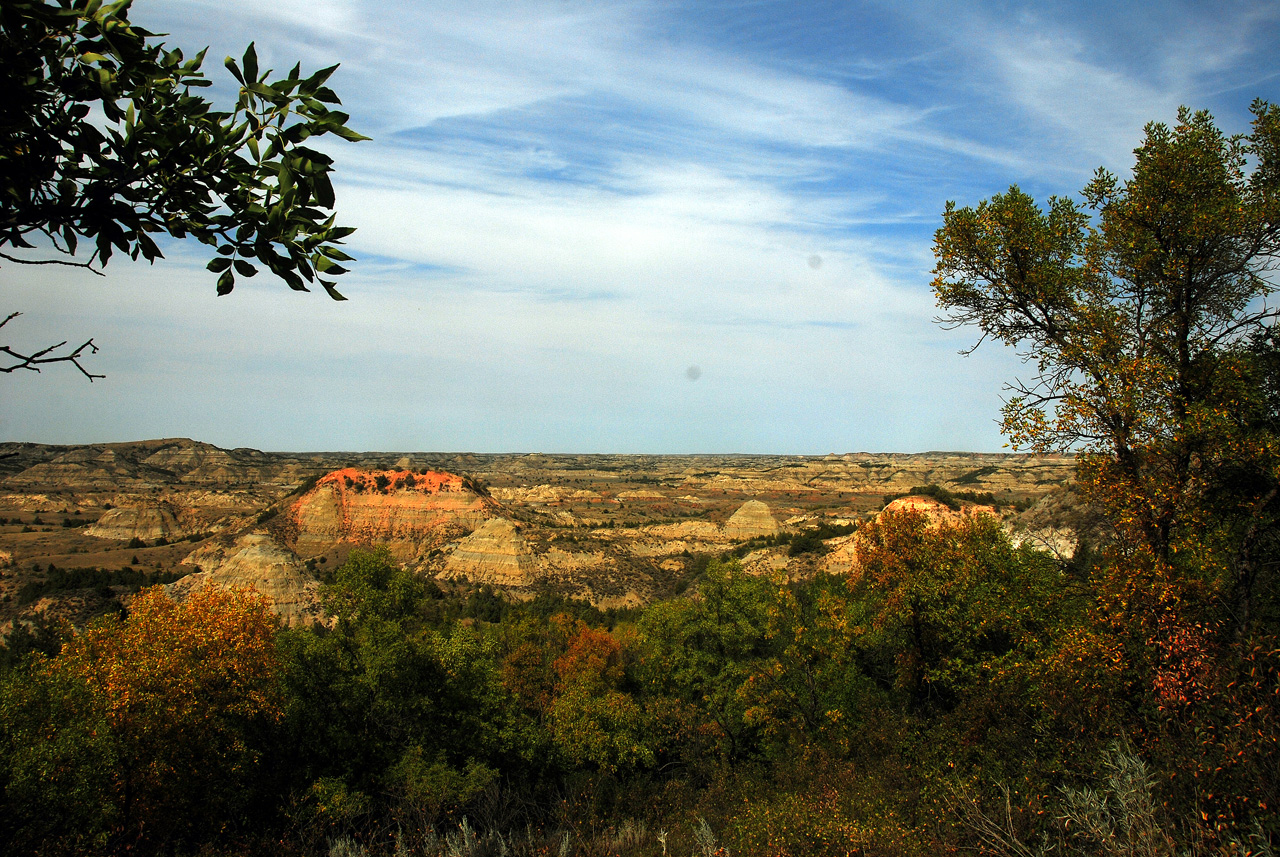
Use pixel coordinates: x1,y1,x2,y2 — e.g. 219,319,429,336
170,534,325,626
881,495,996,523
0,437,318,491
86,502,185,541
288,468,497,560
1005,487,1100,559
440,518,537,586
617,489,665,501
492,485,603,504
819,533,861,576
725,500,779,539
2,439,1082,618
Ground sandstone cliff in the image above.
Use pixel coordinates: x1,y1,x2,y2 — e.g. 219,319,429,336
440,518,537,586
881,496,997,522
725,500,780,539
0,438,320,491
86,502,186,541
171,534,325,626
2,440,1082,618
288,468,498,560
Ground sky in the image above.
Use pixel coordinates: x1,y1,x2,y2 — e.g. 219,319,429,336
3,0,1279,454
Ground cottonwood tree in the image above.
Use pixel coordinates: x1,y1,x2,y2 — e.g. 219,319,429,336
0,586,283,854
1,0,367,378
932,101,1280,630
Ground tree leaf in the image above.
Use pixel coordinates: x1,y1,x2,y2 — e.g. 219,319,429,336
330,124,372,143
320,246,355,262
242,42,259,84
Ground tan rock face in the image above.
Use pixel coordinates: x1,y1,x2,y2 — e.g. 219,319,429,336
0,493,59,512
2,438,315,491
86,503,185,540
882,496,996,523
1005,487,1097,559
289,468,496,559
491,485,603,504
617,489,664,501
642,520,724,546
440,518,536,586
1,441,1080,615
725,500,779,539
819,533,861,576
170,534,324,626
739,548,789,575
819,498,1003,577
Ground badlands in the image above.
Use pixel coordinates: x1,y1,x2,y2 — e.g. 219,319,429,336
0,438,1082,628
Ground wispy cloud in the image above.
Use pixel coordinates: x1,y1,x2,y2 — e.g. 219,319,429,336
907,1,1280,173
7,0,1275,452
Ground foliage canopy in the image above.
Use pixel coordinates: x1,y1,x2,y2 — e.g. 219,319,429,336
933,102,1280,629
0,0,367,300
934,101,1280,459
0,586,281,854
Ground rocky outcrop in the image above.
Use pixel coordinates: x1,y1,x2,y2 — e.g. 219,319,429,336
819,533,861,576
1,438,321,491
638,520,725,551
1004,487,1103,559
289,468,497,560
86,502,185,541
440,518,537,586
882,496,997,522
539,548,609,574
617,489,665,501
1,441,1082,619
170,534,324,626
739,547,790,576
725,500,779,539
668,452,1074,499
1007,525,1078,559
491,485,603,504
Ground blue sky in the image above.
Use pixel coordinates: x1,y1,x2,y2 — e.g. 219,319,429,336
3,0,1278,453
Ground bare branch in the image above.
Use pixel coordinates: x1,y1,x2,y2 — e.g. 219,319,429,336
0,313,104,380
1205,304,1280,346
0,251,107,276
948,783,1047,857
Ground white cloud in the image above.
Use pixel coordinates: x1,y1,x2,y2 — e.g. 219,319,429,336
10,1,1272,452
908,1,1280,173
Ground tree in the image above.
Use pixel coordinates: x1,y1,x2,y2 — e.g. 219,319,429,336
547,623,653,773
0,586,282,855
853,511,1070,719
0,310,101,379
739,572,876,753
932,101,1280,629
278,550,504,836
638,560,773,763
1,0,368,377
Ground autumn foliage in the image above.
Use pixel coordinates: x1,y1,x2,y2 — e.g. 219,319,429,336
2,103,1279,857
1,586,281,854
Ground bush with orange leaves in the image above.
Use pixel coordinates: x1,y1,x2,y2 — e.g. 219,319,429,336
0,585,282,856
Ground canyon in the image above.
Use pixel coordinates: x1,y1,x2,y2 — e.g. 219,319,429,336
0,438,1083,629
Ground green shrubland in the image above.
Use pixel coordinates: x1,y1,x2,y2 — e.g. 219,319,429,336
1,515,1275,856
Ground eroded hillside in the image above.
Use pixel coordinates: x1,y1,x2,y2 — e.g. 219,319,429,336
0,439,1081,628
